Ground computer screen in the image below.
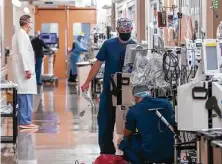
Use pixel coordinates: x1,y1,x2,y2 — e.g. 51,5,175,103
205,46,218,70
42,35,50,39
40,33,57,44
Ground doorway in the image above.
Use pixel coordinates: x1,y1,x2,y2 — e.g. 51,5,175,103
35,9,66,78
35,8,96,78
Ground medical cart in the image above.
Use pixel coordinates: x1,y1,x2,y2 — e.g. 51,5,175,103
42,48,59,86
0,81,18,152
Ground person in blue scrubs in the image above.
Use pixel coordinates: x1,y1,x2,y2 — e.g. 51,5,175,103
81,18,136,154
69,35,88,82
118,85,175,164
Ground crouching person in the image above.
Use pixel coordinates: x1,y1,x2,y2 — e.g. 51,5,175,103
118,85,175,164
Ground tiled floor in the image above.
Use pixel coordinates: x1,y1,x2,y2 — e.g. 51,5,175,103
1,80,100,164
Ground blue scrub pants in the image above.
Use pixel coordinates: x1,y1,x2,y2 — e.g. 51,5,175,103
17,94,33,125
71,53,80,75
35,57,43,84
119,134,143,164
119,134,174,164
98,91,116,154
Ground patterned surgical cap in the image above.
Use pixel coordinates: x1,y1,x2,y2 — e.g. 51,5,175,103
117,18,133,33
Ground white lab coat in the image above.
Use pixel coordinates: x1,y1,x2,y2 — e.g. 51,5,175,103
9,28,37,94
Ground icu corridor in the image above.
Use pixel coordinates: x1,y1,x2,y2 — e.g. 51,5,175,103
2,0,222,163
1,80,100,164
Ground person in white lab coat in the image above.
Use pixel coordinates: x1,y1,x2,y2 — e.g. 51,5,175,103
11,15,39,129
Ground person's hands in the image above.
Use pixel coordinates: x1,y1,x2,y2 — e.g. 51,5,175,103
81,82,90,92
25,71,31,79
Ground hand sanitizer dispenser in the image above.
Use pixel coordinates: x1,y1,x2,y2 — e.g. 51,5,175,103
217,21,222,39
217,22,222,69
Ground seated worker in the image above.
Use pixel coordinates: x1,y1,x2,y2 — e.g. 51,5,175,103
118,85,175,164
69,35,88,82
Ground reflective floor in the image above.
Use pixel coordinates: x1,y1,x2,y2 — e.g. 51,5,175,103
1,80,100,164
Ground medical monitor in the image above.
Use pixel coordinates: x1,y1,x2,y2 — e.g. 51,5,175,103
124,44,148,67
40,33,57,44
202,39,220,75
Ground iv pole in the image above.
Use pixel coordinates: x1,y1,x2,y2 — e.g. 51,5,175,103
174,1,182,163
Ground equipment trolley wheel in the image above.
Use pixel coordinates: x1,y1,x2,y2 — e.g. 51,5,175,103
12,144,17,153
12,145,18,161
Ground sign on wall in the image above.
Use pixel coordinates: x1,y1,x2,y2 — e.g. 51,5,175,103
213,0,219,9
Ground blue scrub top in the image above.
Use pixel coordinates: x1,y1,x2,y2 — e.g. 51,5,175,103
125,97,175,162
96,38,136,92
72,41,88,55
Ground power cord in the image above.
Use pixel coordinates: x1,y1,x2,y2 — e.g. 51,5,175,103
162,50,180,85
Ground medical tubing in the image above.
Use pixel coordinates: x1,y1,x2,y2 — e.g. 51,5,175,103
82,92,95,109
79,92,95,117
162,50,191,86
155,110,175,134
158,119,167,133
162,51,181,84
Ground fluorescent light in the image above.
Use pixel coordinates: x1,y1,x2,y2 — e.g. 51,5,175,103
11,0,22,8
23,7,30,14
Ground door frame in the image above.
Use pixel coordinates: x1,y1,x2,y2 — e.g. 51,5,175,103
35,8,67,78
35,7,96,78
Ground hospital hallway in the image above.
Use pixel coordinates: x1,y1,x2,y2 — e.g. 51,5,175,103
1,80,100,164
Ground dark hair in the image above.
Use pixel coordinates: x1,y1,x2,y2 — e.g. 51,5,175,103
19,15,31,27
77,35,84,42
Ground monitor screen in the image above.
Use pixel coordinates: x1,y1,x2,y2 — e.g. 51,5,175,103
40,33,57,44
206,46,218,70
42,35,50,39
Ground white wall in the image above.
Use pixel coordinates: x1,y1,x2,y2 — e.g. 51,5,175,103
104,8,112,27
201,0,207,37
145,0,148,41
96,0,112,32
115,0,136,19
97,8,107,33
1,0,5,71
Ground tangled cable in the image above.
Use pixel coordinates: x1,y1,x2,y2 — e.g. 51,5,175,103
162,49,193,86
162,50,180,85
